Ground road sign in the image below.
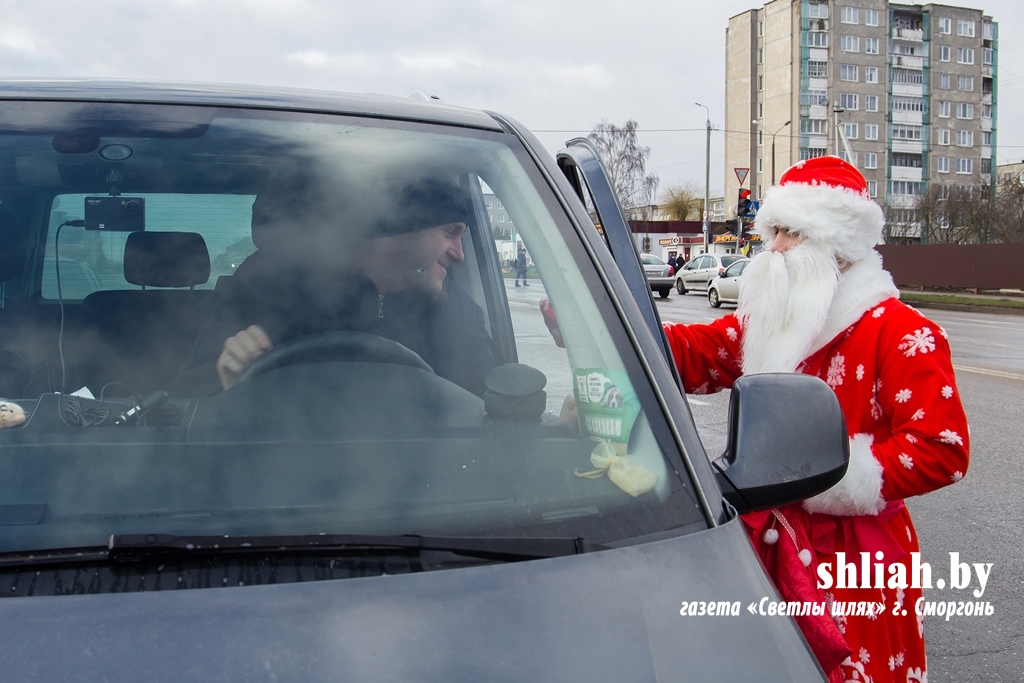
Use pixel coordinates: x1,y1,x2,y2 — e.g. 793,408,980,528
734,168,749,185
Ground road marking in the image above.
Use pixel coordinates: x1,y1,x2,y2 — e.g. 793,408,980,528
687,397,711,406
953,364,1024,382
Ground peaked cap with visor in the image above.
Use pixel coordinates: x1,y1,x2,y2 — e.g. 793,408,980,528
753,155,885,264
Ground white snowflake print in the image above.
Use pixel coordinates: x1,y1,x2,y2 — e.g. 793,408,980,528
826,354,846,388
717,347,728,360
725,326,738,342
905,433,918,444
870,380,884,420
939,326,949,340
888,651,905,671
896,586,906,610
907,666,927,683
899,453,914,469
692,382,709,396
856,364,865,381
895,389,912,403
951,471,964,483
859,648,871,664
917,612,925,638
708,368,720,380
941,385,954,399
872,306,886,318
938,430,964,445
911,409,925,421
899,327,937,357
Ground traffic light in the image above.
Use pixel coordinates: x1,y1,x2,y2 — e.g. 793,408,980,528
642,236,651,252
737,188,752,219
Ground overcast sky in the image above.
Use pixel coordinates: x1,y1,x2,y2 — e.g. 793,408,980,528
2,0,1021,199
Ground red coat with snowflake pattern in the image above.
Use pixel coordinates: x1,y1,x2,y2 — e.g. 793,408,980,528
665,297,969,683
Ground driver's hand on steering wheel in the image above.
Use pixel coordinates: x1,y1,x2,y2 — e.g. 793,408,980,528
217,325,273,390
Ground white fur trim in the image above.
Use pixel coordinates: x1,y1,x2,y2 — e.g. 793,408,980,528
803,433,885,516
806,252,900,357
754,182,885,264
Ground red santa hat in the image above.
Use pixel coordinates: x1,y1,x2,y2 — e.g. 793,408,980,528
753,155,885,264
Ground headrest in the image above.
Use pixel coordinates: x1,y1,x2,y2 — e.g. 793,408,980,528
0,207,27,283
124,232,211,288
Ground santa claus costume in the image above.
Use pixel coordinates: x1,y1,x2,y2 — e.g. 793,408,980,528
664,156,969,683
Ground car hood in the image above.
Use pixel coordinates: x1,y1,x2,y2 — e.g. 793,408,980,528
0,517,824,682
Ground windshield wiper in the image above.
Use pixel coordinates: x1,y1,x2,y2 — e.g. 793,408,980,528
0,533,600,569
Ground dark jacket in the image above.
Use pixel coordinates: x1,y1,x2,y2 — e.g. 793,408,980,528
170,250,497,398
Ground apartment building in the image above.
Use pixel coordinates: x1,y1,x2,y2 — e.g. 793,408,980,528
725,1,997,239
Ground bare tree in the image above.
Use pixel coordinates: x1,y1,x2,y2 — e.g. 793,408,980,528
661,181,705,221
588,119,659,221
992,178,1024,243
895,183,995,244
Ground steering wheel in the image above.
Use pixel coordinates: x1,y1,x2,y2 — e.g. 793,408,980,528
235,331,434,385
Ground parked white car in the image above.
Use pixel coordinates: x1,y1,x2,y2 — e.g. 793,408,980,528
707,257,750,308
674,253,742,294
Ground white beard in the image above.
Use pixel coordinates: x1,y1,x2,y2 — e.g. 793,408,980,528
737,240,840,374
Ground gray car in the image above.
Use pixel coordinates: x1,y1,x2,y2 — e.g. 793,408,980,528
708,257,750,308
640,253,674,298
0,81,847,682
675,253,743,294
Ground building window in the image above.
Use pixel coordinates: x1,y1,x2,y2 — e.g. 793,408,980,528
956,130,974,147
936,101,950,118
892,152,923,168
982,131,993,145
801,89,828,106
981,158,992,174
983,48,993,66
865,123,879,140
958,75,974,91
800,118,828,134
800,147,828,161
865,9,879,27
757,157,763,173
839,150,857,164
984,22,994,39
957,48,975,65
839,93,859,110
865,38,880,55
864,152,878,169
843,122,859,139
890,181,923,195
982,104,992,119
937,129,950,146
841,6,858,24
956,103,974,119
892,124,922,141
840,64,859,81
758,20,764,36
938,46,951,62
865,66,879,83
807,2,828,18
807,31,829,47
758,130,763,146
758,75,764,91
892,68,923,84
939,73,950,89
758,102,764,118
498,214,505,222
806,60,828,78
956,158,973,174
865,95,879,112
841,35,860,52
486,200,493,209
758,48,764,64
938,17,952,34
937,156,950,173
957,20,975,37
867,180,878,197
892,97,923,112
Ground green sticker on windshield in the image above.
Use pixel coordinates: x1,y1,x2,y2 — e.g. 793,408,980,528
572,369,640,446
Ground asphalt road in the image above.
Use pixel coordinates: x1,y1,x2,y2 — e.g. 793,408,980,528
510,279,1024,681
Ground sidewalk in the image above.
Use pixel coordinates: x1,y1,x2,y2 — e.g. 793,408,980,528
899,289,1024,316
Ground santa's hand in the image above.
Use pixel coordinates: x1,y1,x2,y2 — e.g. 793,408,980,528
539,298,565,348
217,325,273,390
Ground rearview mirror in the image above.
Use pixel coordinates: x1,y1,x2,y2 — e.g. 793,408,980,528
713,374,848,514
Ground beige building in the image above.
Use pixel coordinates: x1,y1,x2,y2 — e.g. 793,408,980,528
725,1,998,240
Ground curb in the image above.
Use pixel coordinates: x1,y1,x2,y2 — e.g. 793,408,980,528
903,299,1024,317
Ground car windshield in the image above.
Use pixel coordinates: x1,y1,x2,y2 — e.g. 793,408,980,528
0,100,705,561
720,255,741,268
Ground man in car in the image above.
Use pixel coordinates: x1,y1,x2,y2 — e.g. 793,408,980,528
170,177,497,398
663,157,969,682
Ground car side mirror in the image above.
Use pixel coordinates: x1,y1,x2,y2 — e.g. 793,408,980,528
713,374,848,514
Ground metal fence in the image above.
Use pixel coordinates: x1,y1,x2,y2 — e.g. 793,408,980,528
876,243,1024,290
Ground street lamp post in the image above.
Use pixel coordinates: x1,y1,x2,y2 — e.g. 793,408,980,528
753,119,792,186
696,103,711,254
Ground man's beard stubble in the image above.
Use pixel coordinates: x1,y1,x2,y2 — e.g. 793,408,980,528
737,240,840,375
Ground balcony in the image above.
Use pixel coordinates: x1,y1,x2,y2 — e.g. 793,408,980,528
892,110,923,125
892,54,925,70
983,93,993,105
891,139,924,154
886,194,918,209
809,48,829,61
982,118,993,132
891,166,924,181
808,104,828,119
892,28,923,42
809,77,828,90
892,83,924,97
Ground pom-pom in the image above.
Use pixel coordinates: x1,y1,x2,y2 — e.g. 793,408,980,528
763,528,779,544
798,548,813,567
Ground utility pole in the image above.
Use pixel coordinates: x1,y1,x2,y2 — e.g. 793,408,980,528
832,104,846,156
753,119,792,186
697,102,711,254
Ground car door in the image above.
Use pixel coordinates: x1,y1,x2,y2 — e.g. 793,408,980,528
719,260,747,301
696,255,715,290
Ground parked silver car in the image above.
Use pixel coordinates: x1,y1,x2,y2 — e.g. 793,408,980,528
640,253,673,298
675,253,742,294
707,257,750,308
